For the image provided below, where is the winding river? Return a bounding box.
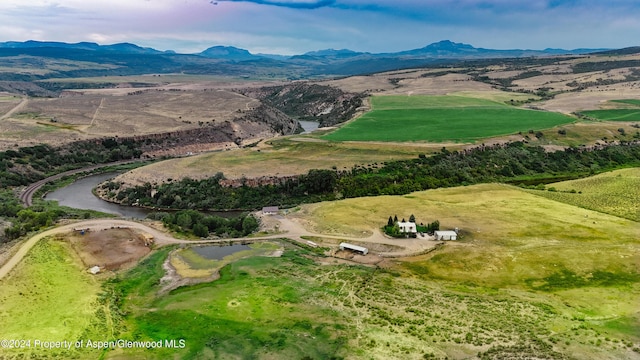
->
[44,172,150,218]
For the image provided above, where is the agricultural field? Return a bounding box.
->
[322,95,575,143]
[581,99,640,121]
[528,167,640,221]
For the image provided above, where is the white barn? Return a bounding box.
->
[339,242,368,255]
[398,221,417,234]
[434,230,457,240]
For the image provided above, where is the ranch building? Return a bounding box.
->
[339,242,368,255]
[434,230,458,240]
[398,221,417,234]
[262,206,279,215]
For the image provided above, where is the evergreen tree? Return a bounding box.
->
[409,214,416,223]
[387,216,394,227]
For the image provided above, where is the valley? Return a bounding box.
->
[0,41,639,359]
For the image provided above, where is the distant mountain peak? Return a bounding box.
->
[198,45,258,60]
[425,40,475,50]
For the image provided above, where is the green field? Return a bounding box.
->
[322,95,574,143]
[581,99,640,121]
[581,109,640,121]
[612,99,640,107]
[0,239,104,359]
[529,168,640,221]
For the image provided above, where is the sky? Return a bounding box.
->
[0,0,639,55]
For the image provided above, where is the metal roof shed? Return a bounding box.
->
[434,230,458,240]
[339,242,369,255]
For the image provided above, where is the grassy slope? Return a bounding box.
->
[0,238,103,359]
[126,137,430,182]
[530,168,640,221]
[111,176,640,359]
[322,95,574,143]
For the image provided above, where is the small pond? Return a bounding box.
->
[192,244,252,260]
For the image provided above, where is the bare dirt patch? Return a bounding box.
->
[66,228,151,271]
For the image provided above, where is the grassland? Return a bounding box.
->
[1,174,639,359]
[116,137,432,184]
[0,238,104,359]
[528,168,640,221]
[322,95,575,143]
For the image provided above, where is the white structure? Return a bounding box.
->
[434,230,458,240]
[398,221,417,234]
[339,242,368,255]
[262,206,279,215]
[89,266,101,275]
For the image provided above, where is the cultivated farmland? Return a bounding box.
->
[322,95,575,143]
[581,99,640,121]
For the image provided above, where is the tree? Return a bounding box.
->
[387,216,394,227]
[409,214,416,223]
[193,223,209,237]
[176,212,192,229]
[242,215,259,235]
[393,215,398,223]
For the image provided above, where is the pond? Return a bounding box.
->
[192,244,252,260]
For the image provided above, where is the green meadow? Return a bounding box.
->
[0,239,104,359]
[323,95,574,143]
[529,167,640,221]
[581,99,640,121]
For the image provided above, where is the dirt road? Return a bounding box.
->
[0,97,28,120]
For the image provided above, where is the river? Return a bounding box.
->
[44,172,151,218]
[299,120,319,133]
[44,172,247,219]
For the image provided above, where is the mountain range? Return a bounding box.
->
[0,39,627,81]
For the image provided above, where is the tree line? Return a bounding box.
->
[107,141,640,211]
[148,210,259,238]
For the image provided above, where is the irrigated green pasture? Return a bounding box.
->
[322,95,574,142]
[529,167,640,221]
[581,109,640,121]
[581,99,640,121]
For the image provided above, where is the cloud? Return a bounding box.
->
[216,0,335,9]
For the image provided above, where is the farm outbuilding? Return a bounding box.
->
[398,221,417,234]
[262,206,279,215]
[339,242,368,255]
[434,230,457,240]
